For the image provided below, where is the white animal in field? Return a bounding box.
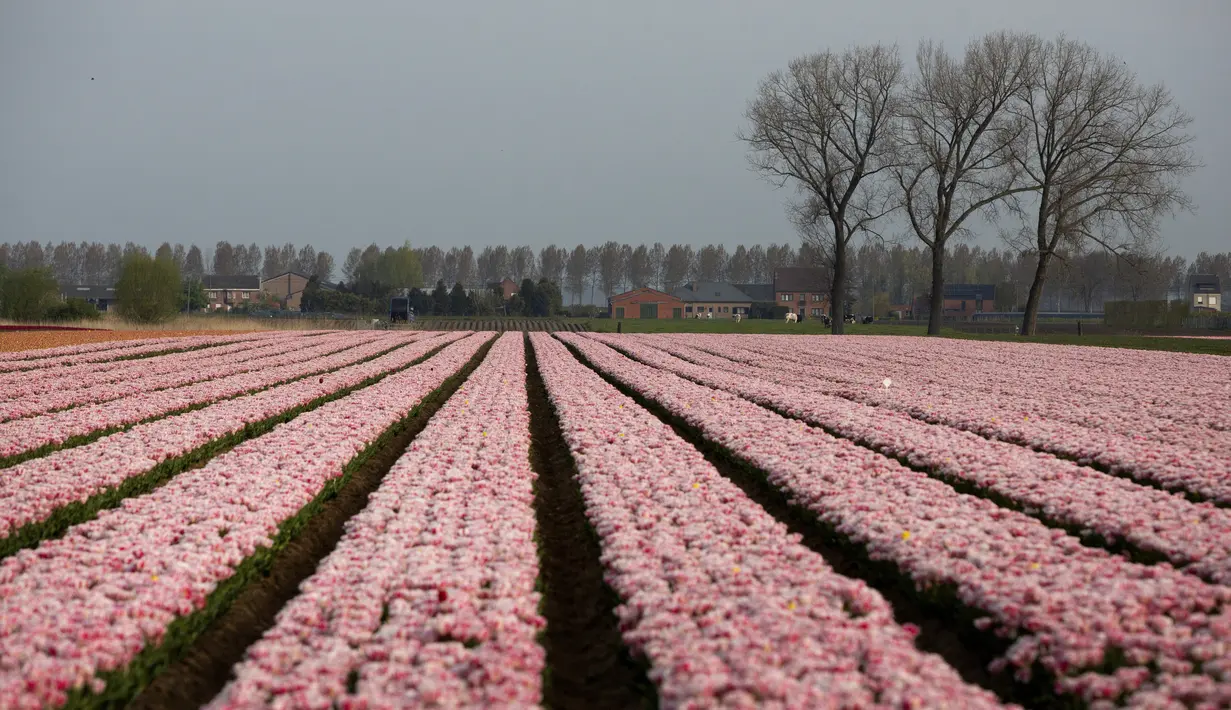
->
[734,313,741,322]
[785,312,798,323]
[706,312,713,319]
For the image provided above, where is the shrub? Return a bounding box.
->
[43,298,102,322]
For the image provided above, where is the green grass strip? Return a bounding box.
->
[60,337,494,710]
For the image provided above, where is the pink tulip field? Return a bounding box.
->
[0,329,1227,708]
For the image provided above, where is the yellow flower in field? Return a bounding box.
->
[732,566,741,574]
[787,601,797,611]
[692,482,699,489]
[901,531,911,541]
[1030,562,1040,570]
[482,431,487,437]
[151,575,160,582]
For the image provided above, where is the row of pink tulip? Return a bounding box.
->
[0,332,262,363]
[0,332,402,460]
[0,333,335,421]
[736,335,1231,456]
[0,330,288,372]
[669,334,1231,504]
[210,333,544,709]
[0,331,318,397]
[0,333,492,709]
[0,332,464,546]
[597,334,1231,585]
[532,333,1010,709]
[559,334,1231,707]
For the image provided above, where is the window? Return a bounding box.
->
[721,306,729,313]
[811,308,823,316]
[242,292,250,299]
[708,306,714,312]
[1210,296,1219,308]
[685,306,693,313]
[780,293,793,301]
[811,294,822,301]
[1197,295,1205,304]
[615,307,625,319]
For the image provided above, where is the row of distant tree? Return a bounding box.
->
[2,238,1227,318]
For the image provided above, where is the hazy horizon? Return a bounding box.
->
[3,1,1227,260]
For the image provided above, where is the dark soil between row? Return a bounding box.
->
[524,335,657,710]
[128,340,493,710]
[559,338,1037,707]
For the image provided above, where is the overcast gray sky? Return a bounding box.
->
[2,0,1227,259]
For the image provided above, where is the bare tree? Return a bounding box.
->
[742,44,904,332]
[628,244,652,288]
[538,245,568,287]
[596,241,625,297]
[511,245,536,282]
[565,245,588,304]
[1008,35,1200,334]
[897,32,1039,334]
[663,245,694,291]
[648,242,667,290]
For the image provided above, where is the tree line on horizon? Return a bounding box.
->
[2,237,1227,320]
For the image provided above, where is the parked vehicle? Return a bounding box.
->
[389,296,411,322]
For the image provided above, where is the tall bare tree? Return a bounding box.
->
[565,245,588,304]
[597,241,625,297]
[628,244,652,288]
[896,32,1039,334]
[1009,35,1199,334]
[742,44,904,332]
[511,245,536,282]
[648,242,667,290]
[538,245,568,287]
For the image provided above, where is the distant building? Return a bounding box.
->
[773,267,829,319]
[1188,274,1222,311]
[609,288,686,319]
[671,282,754,317]
[60,285,115,312]
[202,274,262,311]
[261,271,312,311]
[491,278,519,300]
[913,284,996,320]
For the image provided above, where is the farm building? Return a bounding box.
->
[671,282,754,317]
[261,271,313,311]
[203,274,262,311]
[608,287,686,319]
[59,285,115,312]
[1188,274,1222,311]
[914,284,996,320]
[773,267,829,319]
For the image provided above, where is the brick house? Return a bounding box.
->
[490,278,519,300]
[609,288,686,319]
[913,283,996,320]
[202,274,262,311]
[261,271,313,311]
[773,267,829,319]
[670,282,754,317]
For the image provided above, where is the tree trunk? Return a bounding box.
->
[1021,250,1054,336]
[927,243,945,336]
[830,230,847,335]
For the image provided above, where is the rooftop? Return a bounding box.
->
[773,267,827,293]
[60,285,115,300]
[671,282,754,303]
[202,274,261,290]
